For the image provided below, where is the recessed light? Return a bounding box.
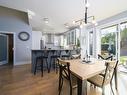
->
[43,18,49,24]
[27,9,35,19]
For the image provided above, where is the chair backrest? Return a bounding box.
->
[98,54,113,61]
[103,60,118,85]
[98,54,105,60]
[43,50,49,57]
[56,50,61,56]
[71,54,81,59]
[57,58,71,80]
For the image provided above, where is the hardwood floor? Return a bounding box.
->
[0,64,127,95]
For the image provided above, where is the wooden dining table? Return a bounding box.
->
[65,58,106,95]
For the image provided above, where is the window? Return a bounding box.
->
[101,25,117,56]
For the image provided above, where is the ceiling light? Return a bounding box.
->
[64,23,69,28]
[85,1,90,7]
[73,0,97,28]
[43,18,49,24]
[72,21,76,24]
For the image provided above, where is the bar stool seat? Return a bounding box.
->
[61,50,70,59]
[49,50,61,72]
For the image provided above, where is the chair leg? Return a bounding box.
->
[46,59,49,73]
[34,58,38,75]
[55,58,59,74]
[58,68,62,90]
[59,77,63,95]
[69,80,72,95]
[53,58,56,70]
[41,60,43,77]
[110,82,115,95]
[49,58,52,72]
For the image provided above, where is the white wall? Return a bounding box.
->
[32,31,42,49]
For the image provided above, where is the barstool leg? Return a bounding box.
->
[49,58,52,72]
[41,59,43,77]
[34,58,38,75]
[46,59,49,73]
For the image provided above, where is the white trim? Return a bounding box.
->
[0,31,16,65]
[7,35,9,63]
[97,17,127,30]
[15,61,31,66]
[0,61,7,65]
[0,34,8,64]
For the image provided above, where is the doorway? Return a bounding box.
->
[0,33,14,66]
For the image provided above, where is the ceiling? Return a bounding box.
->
[0,0,127,33]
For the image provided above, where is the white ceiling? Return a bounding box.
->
[0,0,127,33]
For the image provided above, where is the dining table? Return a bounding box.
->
[65,58,106,95]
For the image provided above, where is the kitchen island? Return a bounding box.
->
[31,49,80,72]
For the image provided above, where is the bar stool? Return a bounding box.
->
[49,50,61,72]
[34,50,49,77]
[61,50,71,59]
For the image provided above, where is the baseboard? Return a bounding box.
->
[0,61,7,65]
[14,61,31,66]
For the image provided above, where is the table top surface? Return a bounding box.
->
[65,58,106,80]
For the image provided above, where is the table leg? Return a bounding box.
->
[77,78,87,95]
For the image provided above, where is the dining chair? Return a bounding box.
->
[57,58,77,95]
[61,50,71,59]
[71,54,81,59]
[98,54,113,77]
[87,60,118,95]
[98,54,113,61]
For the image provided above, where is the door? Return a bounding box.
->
[101,25,117,58]
[0,34,8,65]
[120,22,127,66]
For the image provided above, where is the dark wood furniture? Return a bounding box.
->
[64,58,106,95]
[57,58,72,95]
[98,54,113,60]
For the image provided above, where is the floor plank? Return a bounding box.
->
[0,64,127,95]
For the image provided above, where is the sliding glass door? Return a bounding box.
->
[120,22,127,66]
[101,25,117,58]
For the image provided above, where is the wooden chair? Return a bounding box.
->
[57,58,77,95]
[98,54,113,61]
[87,60,118,95]
[71,54,81,59]
[98,54,113,77]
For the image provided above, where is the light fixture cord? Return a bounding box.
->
[85,0,88,24]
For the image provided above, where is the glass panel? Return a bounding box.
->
[120,22,127,66]
[0,34,8,64]
[101,26,117,57]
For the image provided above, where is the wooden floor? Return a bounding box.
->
[0,64,127,95]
